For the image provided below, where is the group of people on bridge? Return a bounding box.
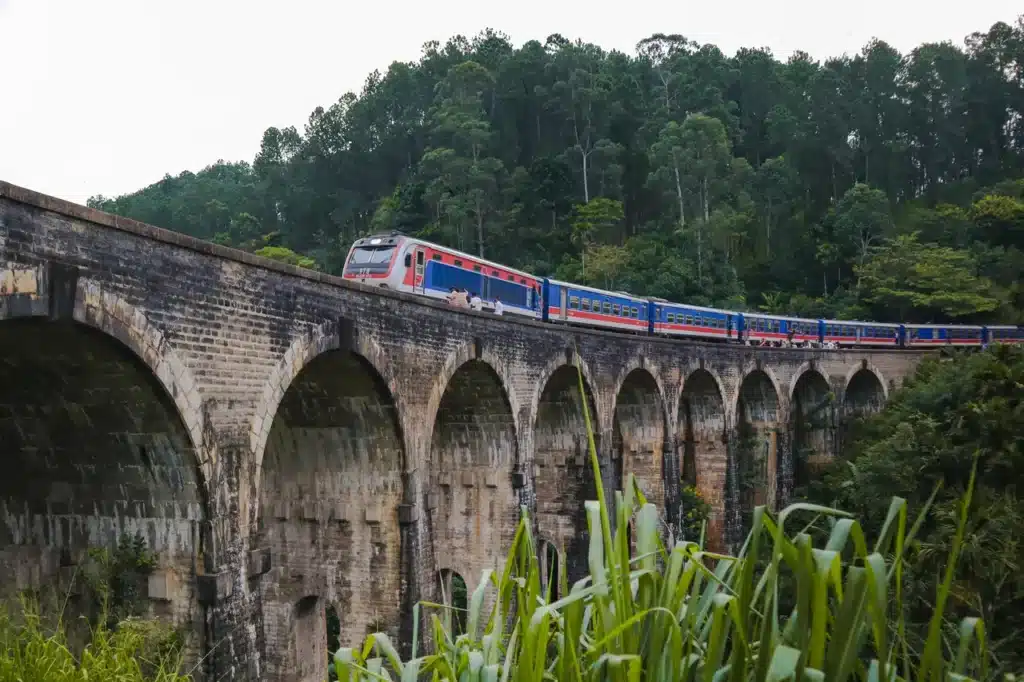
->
[445,287,504,316]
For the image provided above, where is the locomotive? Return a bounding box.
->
[342,232,1023,349]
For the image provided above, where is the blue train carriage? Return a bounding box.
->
[652,300,737,341]
[739,313,821,345]
[831,319,905,346]
[985,325,1024,345]
[343,234,543,319]
[542,279,649,333]
[905,323,984,347]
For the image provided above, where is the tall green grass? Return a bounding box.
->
[0,598,191,681]
[331,356,994,682]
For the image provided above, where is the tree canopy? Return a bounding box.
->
[806,345,1024,673]
[89,18,1024,323]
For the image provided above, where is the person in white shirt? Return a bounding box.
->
[493,297,504,315]
[470,292,483,311]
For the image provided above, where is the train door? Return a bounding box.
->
[413,249,425,294]
[726,315,734,340]
[559,288,568,321]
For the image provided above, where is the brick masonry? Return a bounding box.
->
[0,180,930,681]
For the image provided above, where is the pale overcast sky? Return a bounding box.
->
[0,0,1019,205]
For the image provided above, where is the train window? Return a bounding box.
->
[632,307,638,318]
[432,254,442,261]
[603,302,612,314]
[507,274,515,281]
[473,265,481,272]
[520,278,527,284]
[404,254,412,267]
[612,304,620,315]
[492,270,499,277]
[570,296,579,310]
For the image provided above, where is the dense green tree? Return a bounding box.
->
[806,346,1024,673]
[90,15,1024,319]
[855,232,1004,321]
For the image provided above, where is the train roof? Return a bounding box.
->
[652,299,738,315]
[546,278,649,300]
[745,311,819,324]
[904,322,984,329]
[821,318,900,327]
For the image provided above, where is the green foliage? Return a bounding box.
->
[855,232,1004,321]
[0,597,190,681]
[90,18,1024,320]
[80,532,158,630]
[807,345,1024,674]
[325,352,990,682]
[677,484,711,542]
[254,245,319,270]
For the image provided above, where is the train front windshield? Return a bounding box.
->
[345,245,396,273]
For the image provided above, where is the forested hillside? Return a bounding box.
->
[89,17,1024,323]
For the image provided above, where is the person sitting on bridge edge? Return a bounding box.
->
[470,291,483,311]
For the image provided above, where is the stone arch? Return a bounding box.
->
[730,363,784,426]
[0,303,208,642]
[532,364,600,584]
[730,369,782,544]
[257,341,406,676]
[840,366,888,450]
[428,358,518,588]
[612,367,669,511]
[677,368,728,548]
[426,343,523,452]
[789,369,835,491]
[843,363,889,405]
[250,321,405,503]
[75,278,208,484]
[528,352,601,439]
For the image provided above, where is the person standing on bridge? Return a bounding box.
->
[470,292,483,311]
[494,297,504,316]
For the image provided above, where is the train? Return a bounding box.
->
[342,232,1024,349]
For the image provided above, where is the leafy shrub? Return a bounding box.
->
[806,345,1024,675]
[0,597,190,681]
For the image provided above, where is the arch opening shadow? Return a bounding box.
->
[429,360,517,584]
[0,319,206,652]
[844,369,885,416]
[612,369,667,511]
[840,369,886,450]
[729,371,780,545]
[532,365,598,584]
[287,596,326,682]
[790,372,835,491]
[538,540,560,602]
[677,370,726,548]
[258,351,405,682]
[438,569,468,636]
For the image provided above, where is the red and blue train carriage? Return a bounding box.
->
[988,325,1024,345]
[652,300,736,340]
[343,233,1023,348]
[541,279,649,333]
[342,233,541,319]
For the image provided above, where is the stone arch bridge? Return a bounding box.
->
[0,181,928,681]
